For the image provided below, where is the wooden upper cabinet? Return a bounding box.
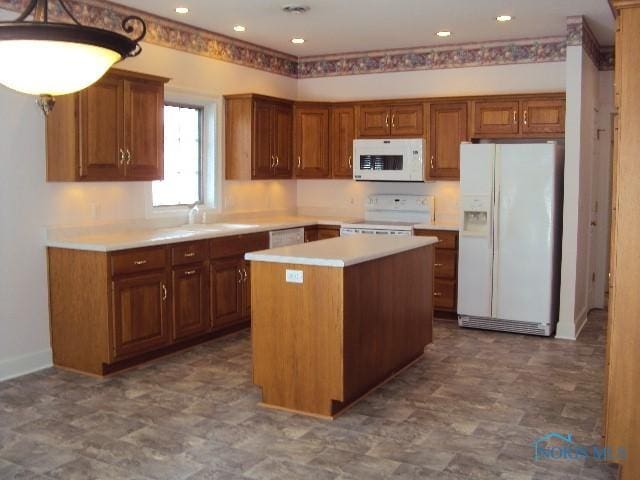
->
[273,104,293,178]
[428,102,468,180]
[331,106,356,179]
[225,94,293,180]
[46,69,168,182]
[472,100,519,136]
[111,271,170,360]
[294,106,330,178]
[358,103,424,137]
[521,98,565,135]
[252,100,275,179]
[471,95,565,138]
[390,104,423,136]
[358,106,391,137]
[123,79,164,180]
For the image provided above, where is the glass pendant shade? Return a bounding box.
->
[0,39,121,96]
[0,0,146,112]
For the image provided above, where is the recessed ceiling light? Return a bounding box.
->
[496,15,513,22]
[175,7,189,14]
[436,31,451,38]
[233,25,246,32]
[291,37,305,44]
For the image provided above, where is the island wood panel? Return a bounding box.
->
[251,245,433,418]
[48,248,111,376]
[252,262,344,417]
[605,3,640,479]
[341,246,433,406]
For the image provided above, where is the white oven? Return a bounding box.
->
[353,138,425,182]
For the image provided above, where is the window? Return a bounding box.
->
[152,104,203,207]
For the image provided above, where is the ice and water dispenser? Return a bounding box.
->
[461,196,491,236]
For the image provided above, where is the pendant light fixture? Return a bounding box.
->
[0,0,146,114]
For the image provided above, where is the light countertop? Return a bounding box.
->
[245,235,439,268]
[46,215,359,252]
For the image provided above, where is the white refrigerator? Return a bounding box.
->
[457,143,563,336]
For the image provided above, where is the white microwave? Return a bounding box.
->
[353,138,425,182]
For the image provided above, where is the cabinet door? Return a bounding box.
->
[172,263,209,341]
[252,100,275,179]
[210,257,244,329]
[79,76,124,180]
[521,99,565,135]
[390,104,423,136]
[472,100,520,136]
[358,106,391,137]
[331,106,355,178]
[124,80,164,180]
[429,103,468,180]
[242,260,252,317]
[295,107,330,178]
[433,278,456,310]
[112,271,170,360]
[273,104,293,178]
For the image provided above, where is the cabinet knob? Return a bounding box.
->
[133,259,147,265]
[184,252,196,257]
[433,292,443,297]
[184,269,197,276]
[434,263,444,267]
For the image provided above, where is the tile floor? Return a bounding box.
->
[0,311,618,479]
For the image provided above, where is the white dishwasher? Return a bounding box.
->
[269,227,305,248]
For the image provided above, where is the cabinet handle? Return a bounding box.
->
[184,252,196,257]
[523,110,528,125]
[348,155,352,169]
[119,148,125,165]
[270,155,275,168]
[385,114,389,128]
[297,156,301,168]
[125,149,131,165]
[237,268,242,283]
[430,155,435,170]
[433,292,443,297]
[184,269,197,276]
[161,283,167,301]
[242,267,248,282]
[275,155,279,167]
[133,259,147,265]
[434,263,444,267]
[513,110,517,125]
[391,114,396,128]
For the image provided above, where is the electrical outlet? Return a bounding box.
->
[285,269,303,284]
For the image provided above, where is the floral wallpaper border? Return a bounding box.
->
[0,0,614,77]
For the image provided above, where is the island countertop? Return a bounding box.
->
[245,234,438,267]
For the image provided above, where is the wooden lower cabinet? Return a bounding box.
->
[172,262,209,341]
[304,225,341,242]
[415,229,459,316]
[112,270,171,360]
[47,232,268,376]
[210,257,245,329]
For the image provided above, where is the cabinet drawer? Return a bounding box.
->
[171,241,208,266]
[415,229,458,250]
[210,232,269,259]
[434,249,457,279]
[111,247,166,276]
[433,279,456,310]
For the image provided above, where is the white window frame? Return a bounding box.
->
[145,88,222,219]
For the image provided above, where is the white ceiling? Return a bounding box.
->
[113,0,615,57]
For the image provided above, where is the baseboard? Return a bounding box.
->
[0,349,53,382]
[574,305,589,339]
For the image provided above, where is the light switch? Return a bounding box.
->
[285,269,303,284]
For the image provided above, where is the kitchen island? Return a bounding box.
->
[246,235,438,418]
